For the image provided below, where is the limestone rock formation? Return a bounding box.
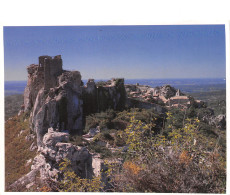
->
[10,128,93,190]
[24,64,44,112]
[82,78,126,117]
[14,55,128,189]
[207,114,226,130]
[38,128,93,180]
[23,56,126,147]
[215,114,226,129]
[30,70,83,147]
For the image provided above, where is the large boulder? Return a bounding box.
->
[212,114,226,130]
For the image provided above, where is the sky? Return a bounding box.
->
[4,25,226,81]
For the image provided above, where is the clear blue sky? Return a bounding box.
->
[4,25,226,81]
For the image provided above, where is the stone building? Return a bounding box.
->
[38,55,63,90]
[167,96,190,108]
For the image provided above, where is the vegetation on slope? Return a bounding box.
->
[104,113,226,193]
[5,113,37,191]
[64,100,226,193]
[4,87,226,192]
[61,110,226,193]
[188,89,226,115]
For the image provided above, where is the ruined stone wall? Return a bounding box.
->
[82,78,126,116]
[44,56,63,90]
[24,55,63,112]
[82,79,97,118]
[38,56,52,67]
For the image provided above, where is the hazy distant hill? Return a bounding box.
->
[5,94,23,120]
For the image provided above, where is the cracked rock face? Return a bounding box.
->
[30,71,83,147]
[24,65,44,112]
[31,128,93,182]
[207,114,226,130]
[18,56,127,190]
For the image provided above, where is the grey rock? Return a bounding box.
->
[24,64,45,112]
[38,131,93,180]
[25,158,32,166]
[25,134,35,141]
[26,181,35,189]
[159,85,177,99]
[18,129,25,137]
[215,114,226,129]
[9,169,38,190]
[43,128,69,148]
[29,142,37,151]
[30,72,83,147]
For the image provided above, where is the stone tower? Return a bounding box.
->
[38,55,63,90]
[176,89,182,96]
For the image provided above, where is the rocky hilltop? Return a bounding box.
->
[9,55,225,191]
[22,55,126,147]
[11,55,127,189]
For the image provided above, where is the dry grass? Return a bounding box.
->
[5,114,37,191]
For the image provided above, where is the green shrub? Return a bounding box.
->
[88,143,112,159]
[92,132,114,146]
[107,113,226,193]
[114,130,126,147]
[84,109,117,132]
[69,135,88,146]
[59,158,104,192]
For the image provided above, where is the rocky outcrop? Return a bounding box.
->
[31,70,83,147]
[9,169,38,190]
[17,55,128,190]
[37,128,93,180]
[82,79,98,116]
[24,64,44,112]
[97,78,126,112]
[207,114,226,130]
[158,85,177,99]
[126,97,166,113]
[215,114,226,129]
[10,128,93,190]
[24,56,127,147]
[83,78,126,117]
[198,108,226,130]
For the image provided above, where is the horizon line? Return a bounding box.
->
[4,77,226,82]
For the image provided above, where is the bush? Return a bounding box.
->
[84,109,117,133]
[106,113,226,193]
[88,143,112,159]
[114,130,126,147]
[59,159,104,192]
[69,135,88,146]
